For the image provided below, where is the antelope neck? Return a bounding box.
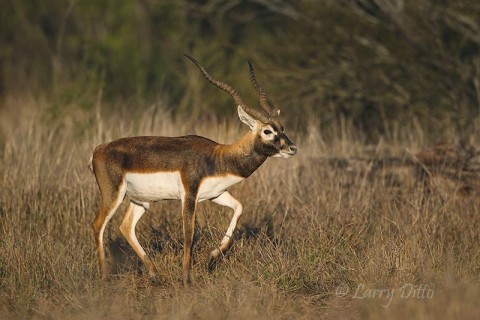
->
[215,132,267,178]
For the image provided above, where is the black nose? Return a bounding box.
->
[289,145,297,154]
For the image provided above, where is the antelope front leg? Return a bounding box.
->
[181,193,197,286]
[210,192,243,265]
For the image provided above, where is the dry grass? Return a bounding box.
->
[0,98,479,319]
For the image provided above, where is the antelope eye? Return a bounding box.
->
[263,129,272,135]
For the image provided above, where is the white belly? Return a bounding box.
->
[197,175,244,202]
[125,171,184,202]
[124,172,244,203]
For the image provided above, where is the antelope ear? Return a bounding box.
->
[237,105,258,131]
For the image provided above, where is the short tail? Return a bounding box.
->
[88,154,94,174]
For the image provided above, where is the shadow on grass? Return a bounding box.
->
[105,215,278,275]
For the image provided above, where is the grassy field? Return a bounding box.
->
[0,98,479,319]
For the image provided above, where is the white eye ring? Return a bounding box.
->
[263,129,273,135]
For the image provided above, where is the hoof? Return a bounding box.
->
[149,275,162,286]
[208,257,216,272]
[183,277,193,287]
[208,253,223,272]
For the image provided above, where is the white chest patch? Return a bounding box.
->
[197,175,244,202]
[125,171,184,203]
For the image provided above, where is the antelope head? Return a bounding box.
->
[185,54,297,159]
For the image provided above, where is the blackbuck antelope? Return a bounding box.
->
[88,54,297,285]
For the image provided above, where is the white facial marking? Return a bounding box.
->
[260,125,277,141]
[125,171,184,202]
[278,151,295,158]
[197,175,244,202]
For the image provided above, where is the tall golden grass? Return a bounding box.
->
[0,98,479,319]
